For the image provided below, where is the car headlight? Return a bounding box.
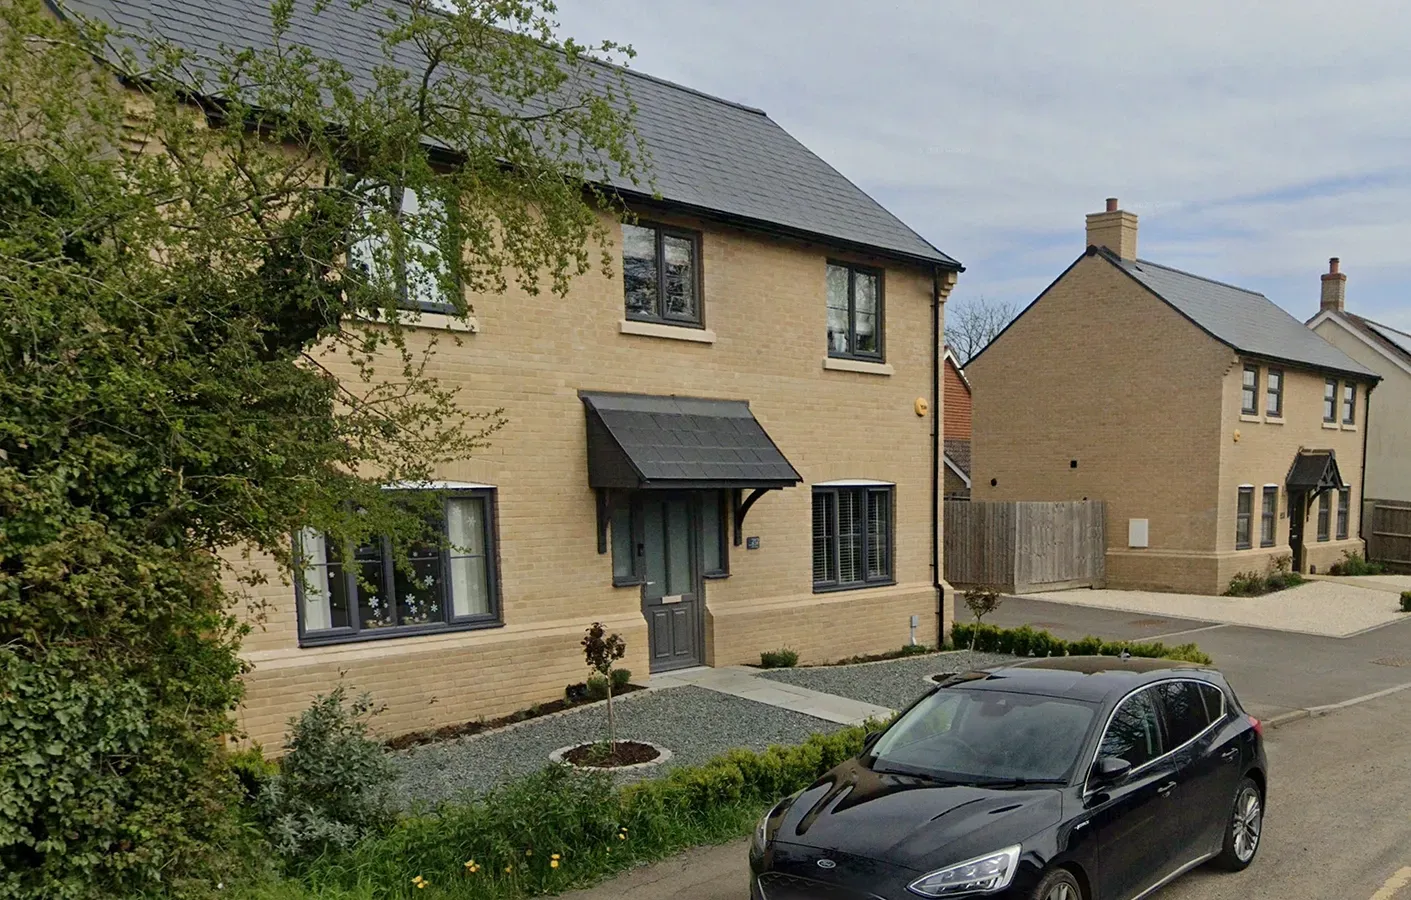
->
[906,845,1021,897]
[752,812,769,854]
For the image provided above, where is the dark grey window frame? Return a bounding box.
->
[1265,368,1283,418]
[610,491,728,587]
[621,220,705,328]
[1241,364,1259,416]
[1235,486,1254,550]
[1317,491,1331,542]
[293,489,502,647]
[1324,378,1338,423]
[1260,486,1278,548]
[1343,383,1357,425]
[349,184,462,316]
[812,485,895,592]
[826,260,886,362]
[1336,488,1350,540]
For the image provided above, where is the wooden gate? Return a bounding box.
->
[945,500,1106,593]
[1366,501,1411,571]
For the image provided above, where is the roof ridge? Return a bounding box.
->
[1131,257,1267,298]
[606,63,767,117]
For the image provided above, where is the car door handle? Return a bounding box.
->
[1157,781,1177,797]
[1221,748,1239,761]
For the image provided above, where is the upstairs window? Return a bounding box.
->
[1265,369,1283,417]
[1324,379,1338,423]
[622,222,702,327]
[348,186,458,313]
[813,485,893,591]
[1235,486,1253,550]
[1241,365,1259,416]
[826,262,884,361]
[1343,383,1357,425]
[296,491,499,645]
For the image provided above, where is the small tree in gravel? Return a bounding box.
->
[583,623,628,747]
[963,586,1003,657]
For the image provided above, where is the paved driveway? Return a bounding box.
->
[1022,579,1406,637]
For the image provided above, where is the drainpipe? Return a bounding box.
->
[1360,379,1375,541]
[931,268,944,648]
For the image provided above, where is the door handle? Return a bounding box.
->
[1157,781,1177,797]
[1221,748,1239,761]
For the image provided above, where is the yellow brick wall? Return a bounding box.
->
[968,250,1368,595]
[232,209,954,747]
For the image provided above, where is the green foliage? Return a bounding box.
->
[759,648,800,669]
[950,623,1212,665]
[256,686,396,863]
[1226,568,1307,596]
[1329,551,1385,577]
[1401,591,1411,613]
[611,668,632,690]
[230,746,281,804]
[0,0,643,891]
[232,725,878,900]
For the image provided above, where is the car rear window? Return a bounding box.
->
[870,689,1098,783]
[1155,681,1213,748]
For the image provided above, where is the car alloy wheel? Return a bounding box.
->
[1044,882,1078,900]
[1232,785,1262,862]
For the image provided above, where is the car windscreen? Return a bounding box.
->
[869,688,1098,784]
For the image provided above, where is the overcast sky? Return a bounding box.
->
[553,1,1411,332]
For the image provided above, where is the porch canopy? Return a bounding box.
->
[1286,449,1345,494]
[580,391,801,490]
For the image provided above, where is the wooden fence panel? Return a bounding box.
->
[946,500,1105,592]
[1367,501,1411,570]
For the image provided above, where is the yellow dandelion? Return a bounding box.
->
[525,849,533,857]
[551,854,561,861]
[505,865,513,874]
[412,876,424,886]
[617,833,626,841]
[416,883,428,890]
[464,860,475,869]
[550,860,560,869]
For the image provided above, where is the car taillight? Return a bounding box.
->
[1248,715,1263,737]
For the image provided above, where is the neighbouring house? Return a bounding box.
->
[67,0,963,745]
[943,347,973,499]
[969,198,1379,595]
[1306,259,1411,527]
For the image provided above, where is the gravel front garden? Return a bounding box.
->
[389,685,845,808]
[757,650,1020,711]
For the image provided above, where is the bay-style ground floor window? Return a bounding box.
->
[812,482,894,591]
[296,488,499,645]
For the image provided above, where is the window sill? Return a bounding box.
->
[822,357,894,376]
[812,579,896,595]
[298,618,503,648]
[1239,414,1262,423]
[703,572,731,581]
[620,319,716,344]
[350,310,480,333]
[1342,423,1358,432]
[1264,416,1284,425]
[1322,421,1341,430]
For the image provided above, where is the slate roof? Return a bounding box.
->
[579,392,801,490]
[62,0,959,268]
[1099,250,1377,379]
[1285,450,1343,492]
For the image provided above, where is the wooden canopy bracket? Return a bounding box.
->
[733,488,771,546]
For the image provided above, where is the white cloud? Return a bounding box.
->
[553,0,1411,325]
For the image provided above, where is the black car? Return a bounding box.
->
[749,657,1267,900]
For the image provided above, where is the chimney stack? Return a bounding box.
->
[1085,197,1138,261]
[1320,257,1346,313]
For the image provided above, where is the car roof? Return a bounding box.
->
[945,656,1220,704]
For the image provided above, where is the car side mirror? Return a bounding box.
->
[1093,756,1132,783]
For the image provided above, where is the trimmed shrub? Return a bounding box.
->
[950,622,1212,665]
[611,668,633,690]
[585,675,610,701]
[1401,591,1411,613]
[256,685,396,863]
[759,648,800,669]
[1226,570,1266,596]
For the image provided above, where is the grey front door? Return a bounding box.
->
[1289,491,1306,571]
[641,494,703,672]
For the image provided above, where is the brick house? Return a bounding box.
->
[943,348,973,499]
[1306,259,1411,514]
[969,199,1378,595]
[66,0,965,745]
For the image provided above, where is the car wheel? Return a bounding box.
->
[1030,868,1082,900]
[1212,776,1263,871]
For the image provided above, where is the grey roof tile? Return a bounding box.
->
[64,0,958,267]
[1104,251,1377,378]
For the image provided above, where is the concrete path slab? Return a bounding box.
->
[648,665,894,725]
[1022,580,1407,636]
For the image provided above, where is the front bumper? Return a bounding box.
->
[751,841,1045,900]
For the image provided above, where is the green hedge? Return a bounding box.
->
[952,623,1212,665]
[237,724,883,900]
